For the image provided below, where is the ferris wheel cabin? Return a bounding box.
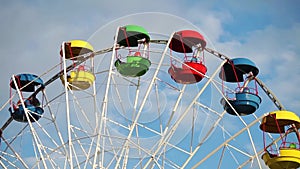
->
[168,30,207,84]
[114,25,151,77]
[260,111,300,169]
[9,74,44,122]
[60,40,96,90]
[220,58,261,116]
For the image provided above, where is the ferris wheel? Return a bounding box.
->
[0,22,299,169]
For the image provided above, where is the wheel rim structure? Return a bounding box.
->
[0,25,295,169]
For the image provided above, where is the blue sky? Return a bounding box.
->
[0,0,299,168]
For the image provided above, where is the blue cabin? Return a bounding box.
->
[9,73,44,122]
[220,58,261,116]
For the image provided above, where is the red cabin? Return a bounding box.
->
[168,30,207,84]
